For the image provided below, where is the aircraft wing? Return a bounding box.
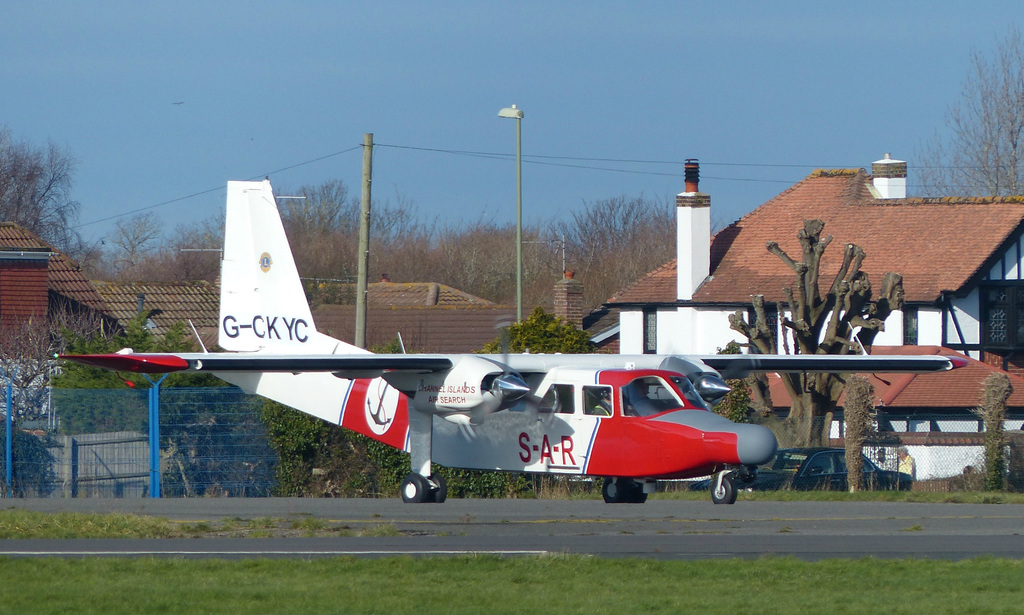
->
[60,352,454,378]
[61,350,965,381]
[695,354,967,380]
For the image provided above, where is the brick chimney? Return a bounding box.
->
[553,269,584,329]
[677,159,710,301]
[871,153,907,199]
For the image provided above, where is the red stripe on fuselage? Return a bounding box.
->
[339,378,409,452]
[584,369,741,479]
[586,413,739,479]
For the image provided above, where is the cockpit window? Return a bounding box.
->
[668,376,711,411]
[621,376,686,417]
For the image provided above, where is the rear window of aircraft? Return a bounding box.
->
[539,384,575,414]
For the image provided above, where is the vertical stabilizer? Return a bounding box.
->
[218,180,355,354]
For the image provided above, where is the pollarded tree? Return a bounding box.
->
[728,220,903,447]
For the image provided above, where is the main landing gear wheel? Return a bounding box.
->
[401,473,447,503]
[711,472,737,505]
[401,473,430,503]
[602,477,648,503]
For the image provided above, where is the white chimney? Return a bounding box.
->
[872,153,907,199]
[677,159,710,301]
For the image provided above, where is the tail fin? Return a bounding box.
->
[218,180,357,354]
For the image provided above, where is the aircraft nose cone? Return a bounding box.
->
[734,423,778,466]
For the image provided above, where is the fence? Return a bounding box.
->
[0,386,277,498]
[4,384,1024,497]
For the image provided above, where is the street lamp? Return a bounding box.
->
[498,104,524,322]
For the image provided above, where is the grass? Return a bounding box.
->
[0,510,177,540]
[0,509,416,540]
[0,555,1022,614]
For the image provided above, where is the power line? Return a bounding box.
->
[76,145,363,230]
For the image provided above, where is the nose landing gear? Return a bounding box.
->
[710,466,756,505]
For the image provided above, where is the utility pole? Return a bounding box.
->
[355,133,373,348]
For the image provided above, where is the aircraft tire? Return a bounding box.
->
[711,473,737,505]
[601,477,621,503]
[401,473,431,503]
[430,473,448,503]
[602,478,647,503]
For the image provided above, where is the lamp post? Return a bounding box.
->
[498,104,524,322]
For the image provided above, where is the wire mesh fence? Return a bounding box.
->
[3,385,1024,497]
[1,386,277,498]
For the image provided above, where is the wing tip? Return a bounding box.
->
[59,353,190,374]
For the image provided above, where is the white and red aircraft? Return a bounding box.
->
[62,180,965,504]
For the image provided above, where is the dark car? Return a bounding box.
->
[691,447,913,492]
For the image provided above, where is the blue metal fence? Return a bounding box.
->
[0,386,277,498]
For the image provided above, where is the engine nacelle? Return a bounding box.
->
[383,356,528,416]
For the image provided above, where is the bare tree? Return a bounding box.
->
[728,220,903,447]
[555,194,676,309]
[918,27,1024,196]
[109,213,161,280]
[0,126,82,252]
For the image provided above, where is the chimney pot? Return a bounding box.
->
[684,159,700,193]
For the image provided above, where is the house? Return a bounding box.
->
[611,157,1024,375]
[92,280,220,348]
[0,222,113,339]
[311,277,516,353]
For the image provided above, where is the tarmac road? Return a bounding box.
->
[3,498,1024,560]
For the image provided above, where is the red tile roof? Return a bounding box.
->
[613,170,1024,305]
[93,281,219,345]
[0,223,106,312]
[306,280,495,308]
[313,304,516,353]
[766,346,1024,411]
[366,282,493,307]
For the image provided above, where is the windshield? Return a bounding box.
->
[771,450,808,471]
[668,376,711,410]
[622,376,687,417]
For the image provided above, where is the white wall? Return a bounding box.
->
[917,308,944,346]
[946,291,981,346]
[619,310,643,355]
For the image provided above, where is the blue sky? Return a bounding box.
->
[2,2,1020,244]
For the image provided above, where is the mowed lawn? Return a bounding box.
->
[1,555,1022,614]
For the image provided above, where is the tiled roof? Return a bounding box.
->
[608,260,676,304]
[93,281,219,345]
[367,282,493,306]
[767,346,1024,411]
[306,280,494,307]
[0,223,107,312]
[313,304,516,353]
[613,170,1024,305]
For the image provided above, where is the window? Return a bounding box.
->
[538,384,574,414]
[621,376,684,417]
[902,307,919,345]
[982,285,1024,348]
[583,386,613,416]
[643,309,657,354]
